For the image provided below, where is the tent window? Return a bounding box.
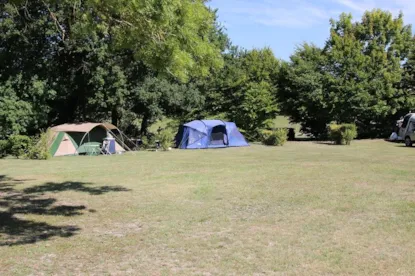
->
[188,129,204,146]
[210,125,228,146]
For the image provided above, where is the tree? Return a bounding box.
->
[0,76,55,139]
[278,44,332,137]
[402,36,415,112]
[234,81,278,137]
[0,0,224,138]
[203,47,280,138]
[279,10,415,137]
[26,0,224,81]
[131,77,204,135]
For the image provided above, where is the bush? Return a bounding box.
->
[8,135,32,158]
[158,129,174,151]
[262,128,288,146]
[0,140,10,158]
[139,136,149,150]
[27,129,52,160]
[138,135,156,150]
[328,124,357,145]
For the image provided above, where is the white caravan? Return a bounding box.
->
[398,113,415,147]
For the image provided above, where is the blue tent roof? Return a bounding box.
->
[176,120,249,149]
[183,120,226,135]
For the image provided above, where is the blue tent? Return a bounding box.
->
[176,120,249,149]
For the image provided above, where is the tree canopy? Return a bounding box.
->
[0,0,225,138]
[202,47,280,138]
[1,4,415,140]
[279,10,415,137]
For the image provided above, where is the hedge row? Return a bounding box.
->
[0,130,51,160]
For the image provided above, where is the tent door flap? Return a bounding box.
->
[209,125,228,146]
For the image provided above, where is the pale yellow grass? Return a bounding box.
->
[0,140,414,275]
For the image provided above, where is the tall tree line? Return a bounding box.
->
[0,0,225,138]
[279,10,415,138]
[1,3,415,140]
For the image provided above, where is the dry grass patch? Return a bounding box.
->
[0,141,414,275]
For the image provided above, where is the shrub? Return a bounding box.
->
[241,129,256,143]
[261,129,273,143]
[262,128,288,146]
[328,124,357,145]
[0,140,10,158]
[158,129,174,151]
[328,124,342,145]
[343,127,358,145]
[138,136,149,150]
[8,135,32,158]
[27,129,52,160]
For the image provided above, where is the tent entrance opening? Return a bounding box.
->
[210,125,228,146]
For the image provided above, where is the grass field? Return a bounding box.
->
[1,141,414,275]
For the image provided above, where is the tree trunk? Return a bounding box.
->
[140,115,149,136]
[112,108,119,126]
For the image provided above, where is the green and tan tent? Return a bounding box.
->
[49,123,127,157]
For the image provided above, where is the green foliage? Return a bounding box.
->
[137,134,159,150]
[138,136,150,150]
[0,76,55,139]
[27,130,52,160]
[343,128,358,146]
[157,129,175,151]
[2,1,415,142]
[81,0,224,81]
[329,124,358,145]
[279,10,415,138]
[328,125,343,145]
[203,47,280,139]
[133,77,204,135]
[235,81,279,137]
[0,140,10,158]
[262,129,288,146]
[278,45,330,138]
[5,0,223,82]
[8,135,32,158]
[402,34,415,113]
[0,0,223,139]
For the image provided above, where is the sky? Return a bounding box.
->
[209,0,415,60]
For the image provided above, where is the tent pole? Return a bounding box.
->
[119,129,125,146]
[179,127,189,149]
[109,129,132,151]
[104,127,134,152]
[118,130,137,150]
[219,120,229,146]
[112,127,138,151]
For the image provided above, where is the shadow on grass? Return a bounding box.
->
[394,145,415,148]
[293,137,316,142]
[314,141,339,146]
[0,212,80,246]
[383,139,415,148]
[24,181,130,195]
[0,175,131,246]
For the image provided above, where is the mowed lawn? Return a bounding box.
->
[1,141,414,275]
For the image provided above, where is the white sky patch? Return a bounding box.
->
[214,0,415,28]
[333,0,415,17]
[219,0,331,28]
[334,0,374,12]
